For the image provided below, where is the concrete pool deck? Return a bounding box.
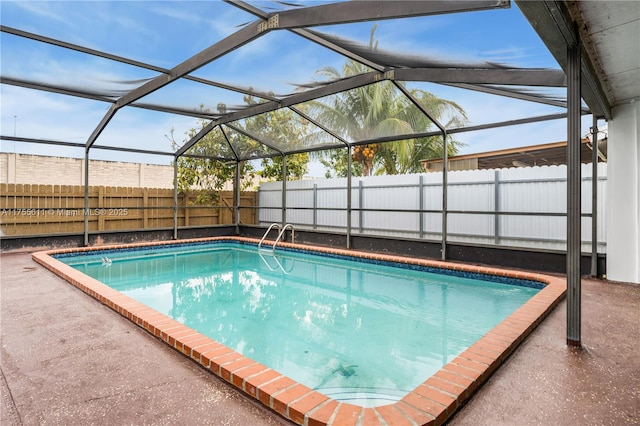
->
[1,247,638,425]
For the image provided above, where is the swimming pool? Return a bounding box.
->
[34,237,565,425]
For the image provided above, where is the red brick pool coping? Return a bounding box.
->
[33,237,566,426]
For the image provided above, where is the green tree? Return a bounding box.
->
[260,154,310,180]
[318,149,361,178]
[311,26,467,177]
[170,94,313,203]
[241,94,310,181]
[168,122,256,205]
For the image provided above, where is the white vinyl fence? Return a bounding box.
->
[258,163,607,253]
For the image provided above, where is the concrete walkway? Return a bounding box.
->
[2,251,639,425]
[449,272,640,426]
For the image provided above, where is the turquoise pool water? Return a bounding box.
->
[58,242,540,407]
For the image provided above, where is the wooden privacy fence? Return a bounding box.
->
[0,184,257,236]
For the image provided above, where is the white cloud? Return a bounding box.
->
[150,4,205,24]
[2,85,106,139]
[9,1,66,23]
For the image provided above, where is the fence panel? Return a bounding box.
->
[0,184,257,236]
[258,163,607,253]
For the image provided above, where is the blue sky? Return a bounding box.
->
[0,1,595,176]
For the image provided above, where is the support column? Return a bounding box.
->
[346,146,352,249]
[358,180,364,234]
[83,148,90,246]
[281,154,287,227]
[441,131,448,261]
[590,117,599,277]
[234,161,241,235]
[419,175,424,239]
[566,31,582,347]
[173,159,178,240]
[494,170,501,245]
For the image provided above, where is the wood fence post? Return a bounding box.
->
[98,186,105,231]
[143,188,149,229]
[184,192,189,227]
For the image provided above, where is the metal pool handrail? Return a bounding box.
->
[272,224,294,251]
[258,223,280,250]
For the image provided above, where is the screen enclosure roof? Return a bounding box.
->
[1,0,612,163]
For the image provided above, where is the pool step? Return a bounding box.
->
[316,387,407,407]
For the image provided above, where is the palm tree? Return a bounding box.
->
[308,27,467,176]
